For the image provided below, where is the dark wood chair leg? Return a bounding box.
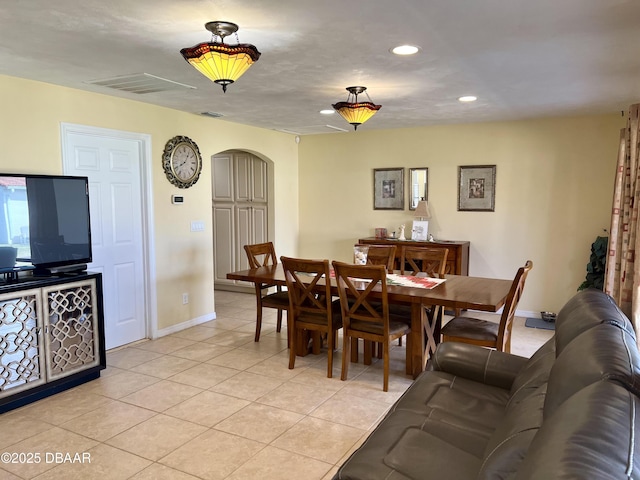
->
[288,317,297,369]
[254,284,264,342]
[364,340,373,365]
[254,301,263,342]
[311,331,322,355]
[327,329,334,378]
[341,333,351,381]
[383,341,390,392]
[351,338,359,363]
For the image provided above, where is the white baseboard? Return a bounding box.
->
[460,308,540,319]
[153,312,217,339]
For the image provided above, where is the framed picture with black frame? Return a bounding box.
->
[458,165,496,212]
[373,168,404,210]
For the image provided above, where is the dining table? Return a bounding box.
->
[226,264,513,378]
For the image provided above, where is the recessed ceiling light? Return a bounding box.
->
[458,95,478,102]
[320,109,335,115]
[391,45,420,55]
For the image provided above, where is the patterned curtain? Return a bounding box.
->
[605,104,640,337]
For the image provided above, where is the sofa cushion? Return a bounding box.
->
[554,288,634,354]
[393,369,510,430]
[431,341,529,390]
[384,427,481,480]
[516,380,640,480]
[334,410,485,480]
[478,384,546,479]
[508,338,554,407]
[545,322,640,417]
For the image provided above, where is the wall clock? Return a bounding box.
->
[162,135,203,188]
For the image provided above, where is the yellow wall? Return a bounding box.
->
[0,74,299,332]
[1,72,625,324]
[298,114,623,314]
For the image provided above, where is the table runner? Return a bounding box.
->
[300,270,446,289]
[385,274,446,289]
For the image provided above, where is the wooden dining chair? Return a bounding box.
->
[280,256,342,378]
[390,246,449,349]
[441,260,533,353]
[332,261,412,391]
[361,244,397,271]
[401,246,449,276]
[351,244,397,360]
[244,242,290,342]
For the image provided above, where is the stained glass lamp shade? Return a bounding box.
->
[180,21,261,93]
[332,86,381,130]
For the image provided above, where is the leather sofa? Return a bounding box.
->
[333,288,640,479]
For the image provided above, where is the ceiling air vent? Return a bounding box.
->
[324,124,349,132]
[276,125,349,135]
[86,73,196,94]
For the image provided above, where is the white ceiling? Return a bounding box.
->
[2,0,640,134]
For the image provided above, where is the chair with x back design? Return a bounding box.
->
[390,247,449,350]
[441,261,533,353]
[280,256,342,378]
[333,260,412,391]
[244,242,289,342]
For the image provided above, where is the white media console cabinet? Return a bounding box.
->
[0,272,105,413]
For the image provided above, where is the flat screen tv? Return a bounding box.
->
[0,174,92,275]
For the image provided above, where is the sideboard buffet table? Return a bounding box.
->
[0,271,106,413]
[357,238,470,276]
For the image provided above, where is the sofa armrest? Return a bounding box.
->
[429,342,529,390]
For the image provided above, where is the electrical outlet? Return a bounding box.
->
[182,293,189,305]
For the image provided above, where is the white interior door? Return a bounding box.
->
[62,127,147,349]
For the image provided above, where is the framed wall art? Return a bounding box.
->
[458,165,496,212]
[374,168,404,210]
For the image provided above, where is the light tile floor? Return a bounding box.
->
[0,291,554,480]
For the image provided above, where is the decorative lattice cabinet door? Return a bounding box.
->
[0,289,46,398]
[42,279,100,381]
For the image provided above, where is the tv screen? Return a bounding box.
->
[0,174,92,271]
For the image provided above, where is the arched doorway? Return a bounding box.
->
[211,149,274,291]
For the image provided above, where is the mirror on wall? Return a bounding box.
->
[409,168,428,210]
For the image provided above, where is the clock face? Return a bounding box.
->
[172,143,199,181]
[162,136,202,188]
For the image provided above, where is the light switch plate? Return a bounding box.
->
[190,221,205,232]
